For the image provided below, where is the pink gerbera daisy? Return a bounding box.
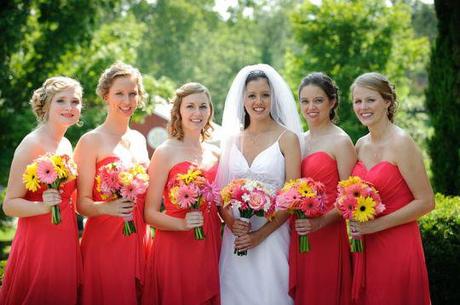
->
[37,159,58,184]
[176,184,199,209]
[120,182,140,202]
[301,197,322,217]
[345,183,365,198]
[202,181,219,204]
[338,196,357,219]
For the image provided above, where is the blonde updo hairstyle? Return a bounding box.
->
[351,72,398,122]
[168,82,214,141]
[30,76,83,123]
[96,61,147,107]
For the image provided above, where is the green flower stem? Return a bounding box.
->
[122,220,137,236]
[351,238,363,252]
[51,205,61,225]
[295,210,310,253]
[194,227,205,240]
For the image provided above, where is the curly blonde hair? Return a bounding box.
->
[30,76,82,123]
[351,72,398,122]
[96,61,147,107]
[167,82,214,141]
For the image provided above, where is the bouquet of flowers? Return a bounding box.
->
[22,153,78,224]
[168,165,219,240]
[276,177,327,253]
[220,178,275,255]
[96,162,149,236]
[335,176,385,252]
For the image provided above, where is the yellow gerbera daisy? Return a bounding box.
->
[298,182,315,198]
[353,196,376,222]
[281,179,297,192]
[129,163,146,176]
[169,186,179,204]
[23,162,40,192]
[50,155,67,179]
[178,168,201,185]
[339,176,363,188]
[119,171,134,186]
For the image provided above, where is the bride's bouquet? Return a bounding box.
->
[335,176,385,252]
[220,178,274,256]
[168,165,219,240]
[276,178,327,253]
[22,153,78,224]
[96,162,149,236]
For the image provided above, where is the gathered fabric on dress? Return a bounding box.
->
[142,161,222,305]
[351,161,431,305]
[80,156,150,305]
[289,152,352,305]
[220,137,293,305]
[0,179,82,305]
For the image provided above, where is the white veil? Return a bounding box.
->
[215,64,304,189]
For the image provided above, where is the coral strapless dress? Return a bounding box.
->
[351,161,431,305]
[80,156,150,305]
[142,161,221,305]
[0,180,82,305]
[289,152,352,305]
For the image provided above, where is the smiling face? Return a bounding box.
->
[105,76,139,118]
[47,86,82,127]
[352,85,390,127]
[179,92,211,133]
[299,84,335,126]
[243,77,272,123]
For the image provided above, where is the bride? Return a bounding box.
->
[217,64,303,305]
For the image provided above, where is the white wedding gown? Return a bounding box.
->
[219,138,293,305]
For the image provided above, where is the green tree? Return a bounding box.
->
[426,0,460,195]
[0,0,106,186]
[286,0,428,142]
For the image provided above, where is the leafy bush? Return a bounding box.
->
[419,194,460,305]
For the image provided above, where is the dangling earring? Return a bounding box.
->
[76,120,84,127]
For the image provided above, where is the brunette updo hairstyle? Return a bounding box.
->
[96,61,147,107]
[298,72,340,122]
[243,70,271,129]
[30,76,82,123]
[351,72,398,122]
[168,82,214,141]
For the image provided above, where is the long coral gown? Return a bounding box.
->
[142,161,221,305]
[0,180,82,305]
[80,156,150,305]
[351,161,431,305]
[289,151,352,305]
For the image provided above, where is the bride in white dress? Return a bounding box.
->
[216,64,303,305]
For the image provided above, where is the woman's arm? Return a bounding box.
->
[235,131,301,250]
[3,140,53,217]
[74,133,134,218]
[352,133,434,235]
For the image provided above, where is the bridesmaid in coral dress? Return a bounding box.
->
[349,72,433,305]
[289,72,354,305]
[1,77,83,305]
[142,82,221,305]
[74,62,150,305]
